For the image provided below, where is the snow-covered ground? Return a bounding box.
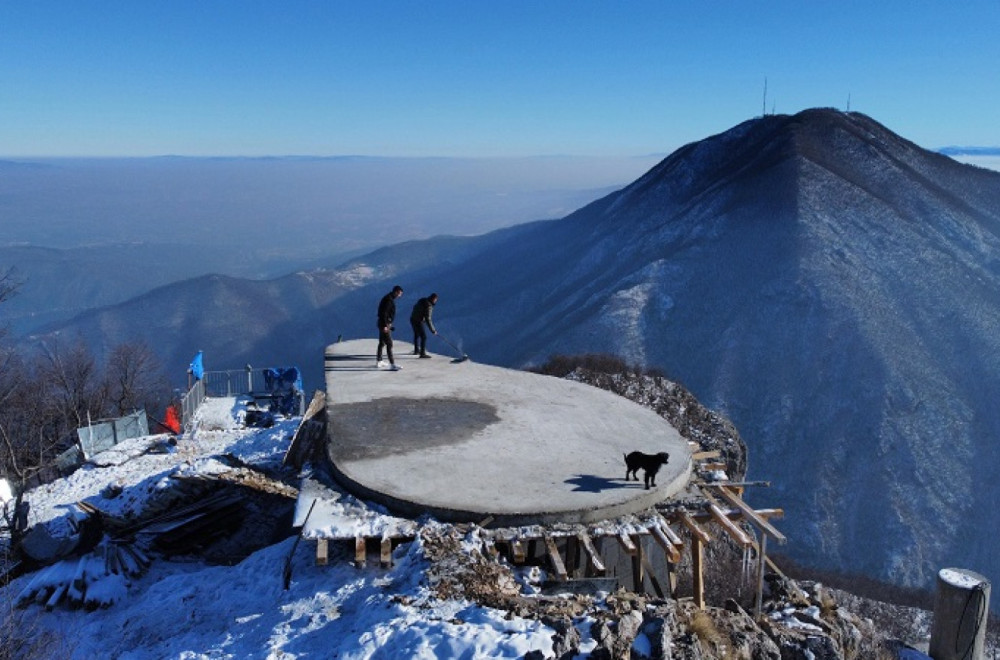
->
[1,397,568,659]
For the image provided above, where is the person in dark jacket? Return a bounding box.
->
[409,293,438,358]
[376,285,404,370]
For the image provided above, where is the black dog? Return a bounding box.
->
[624,451,670,489]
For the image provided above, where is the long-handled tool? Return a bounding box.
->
[436,333,469,362]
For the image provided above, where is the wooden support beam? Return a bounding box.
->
[707,504,753,548]
[691,450,722,460]
[679,510,712,545]
[692,537,705,609]
[653,514,685,547]
[631,535,644,594]
[380,538,393,568]
[717,487,787,544]
[316,538,328,566]
[544,536,568,581]
[698,462,729,472]
[678,506,783,525]
[649,525,681,564]
[483,538,500,561]
[511,539,527,564]
[577,533,606,576]
[565,535,580,578]
[354,536,366,568]
[617,532,637,556]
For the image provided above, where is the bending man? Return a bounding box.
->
[410,293,438,358]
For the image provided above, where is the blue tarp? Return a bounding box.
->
[263,367,303,416]
[189,351,204,380]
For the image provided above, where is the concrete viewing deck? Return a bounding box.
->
[323,339,692,526]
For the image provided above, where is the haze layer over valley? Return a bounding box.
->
[1,155,658,335]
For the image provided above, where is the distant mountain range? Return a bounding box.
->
[21,108,1000,599]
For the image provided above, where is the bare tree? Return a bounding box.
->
[36,338,106,430]
[104,340,170,418]
[0,357,65,482]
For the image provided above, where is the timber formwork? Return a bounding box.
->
[301,443,787,612]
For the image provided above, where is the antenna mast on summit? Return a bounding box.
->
[762,77,768,116]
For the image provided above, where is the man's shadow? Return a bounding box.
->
[564,474,641,493]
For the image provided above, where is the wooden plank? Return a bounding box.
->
[576,533,606,576]
[617,532,637,556]
[699,462,729,472]
[691,450,722,460]
[631,534,644,594]
[483,539,500,561]
[649,525,681,564]
[380,538,393,568]
[707,503,753,548]
[639,549,666,599]
[692,537,705,609]
[717,487,787,544]
[316,538,329,566]
[355,536,367,568]
[544,536,568,581]
[679,510,712,545]
[283,390,326,468]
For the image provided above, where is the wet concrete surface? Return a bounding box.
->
[328,397,499,461]
[323,339,692,525]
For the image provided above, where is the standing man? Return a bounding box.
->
[376,285,403,370]
[410,293,438,358]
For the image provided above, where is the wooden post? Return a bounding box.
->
[692,536,705,609]
[354,536,366,568]
[755,534,767,617]
[631,535,645,595]
[565,534,580,578]
[316,538,328,566]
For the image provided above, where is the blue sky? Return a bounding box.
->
[2,1,998,157]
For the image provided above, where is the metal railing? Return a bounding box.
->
[181,378,205,431]
[180,367,305,430]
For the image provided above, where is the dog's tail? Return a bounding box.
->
[623,453,627,463]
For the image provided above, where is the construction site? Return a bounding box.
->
[290,338,788,614]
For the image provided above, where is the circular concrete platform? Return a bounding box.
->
[324,339,692,526]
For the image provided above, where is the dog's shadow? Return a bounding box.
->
[565,474,641,493]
